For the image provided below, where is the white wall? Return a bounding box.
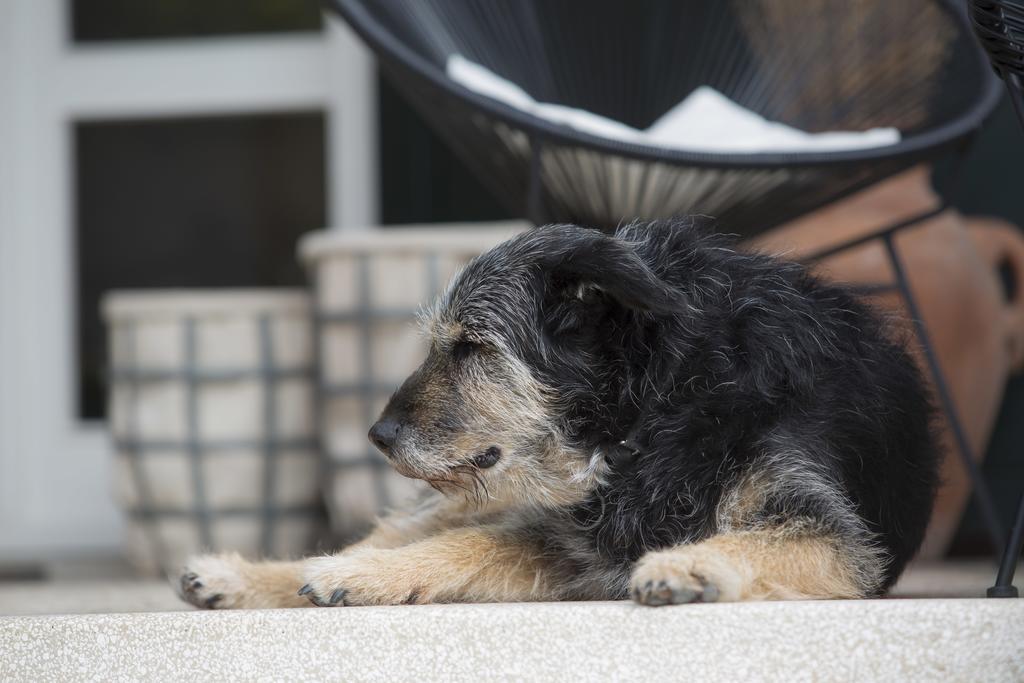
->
[0,0,376,561]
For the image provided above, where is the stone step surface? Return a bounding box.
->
[2,597,1022,682]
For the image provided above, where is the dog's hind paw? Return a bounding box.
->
[630,546,742,606]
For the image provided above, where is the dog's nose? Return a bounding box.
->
[368,419,401,455]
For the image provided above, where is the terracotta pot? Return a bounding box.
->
[749,167,1024,558]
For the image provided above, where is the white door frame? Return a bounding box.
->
[0,0,376,561]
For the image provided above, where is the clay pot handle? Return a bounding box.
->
[967,217,1024,372]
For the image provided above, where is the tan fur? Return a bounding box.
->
[301,526,560,605]
[631,525,863,606]
[347,494,478,551]
[427,319,464,346]
[181,515,862,609]
[180,459,864,609]
[714,456,886,596]
[179,497,469,609]
[178,553,310,609]
[180,496,557,608]
[715,471,768,530]
[395,336,604,513]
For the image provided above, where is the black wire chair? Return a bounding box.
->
[330,0,998,235]
[329,0,1010,586]
[969,0,1024,599]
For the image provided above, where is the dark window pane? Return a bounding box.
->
[75,112,326,419]
[71,0,322,43]
[377,73,514,225]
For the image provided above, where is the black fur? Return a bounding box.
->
[443,218,939,597]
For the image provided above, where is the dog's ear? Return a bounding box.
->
[535,226,679,315]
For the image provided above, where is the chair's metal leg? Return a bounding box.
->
[988,492,1024,598]
[985,66,1024,600]
[798,144,1015,588]
[881,232,1006,551]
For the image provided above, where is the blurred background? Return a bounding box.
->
[0,0,1021,581]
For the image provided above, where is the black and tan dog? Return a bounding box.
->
[179,219,938,609]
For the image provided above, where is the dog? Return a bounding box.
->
[179,218,939,609]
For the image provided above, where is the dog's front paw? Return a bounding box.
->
[630,546,744,606]
[299,551,421,607]
[178,553,252,609]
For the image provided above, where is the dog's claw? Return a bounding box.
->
[329,589,348,606]
[298,583,335,607]
[179,572,203,592]
[632,570,720,606]
[203,593,223,609]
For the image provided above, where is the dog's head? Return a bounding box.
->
[368,224,681,508]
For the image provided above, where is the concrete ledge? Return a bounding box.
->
[0,580,185,616]
[2,599,1022,682]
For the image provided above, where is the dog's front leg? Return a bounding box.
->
[178,553,312,609]
[177,494,478,609]
[299,526,559,606]
[630,524,871,606]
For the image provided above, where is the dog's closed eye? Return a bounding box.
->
[451,338,478,361]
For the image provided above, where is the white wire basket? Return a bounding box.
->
[103,289,322,575]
